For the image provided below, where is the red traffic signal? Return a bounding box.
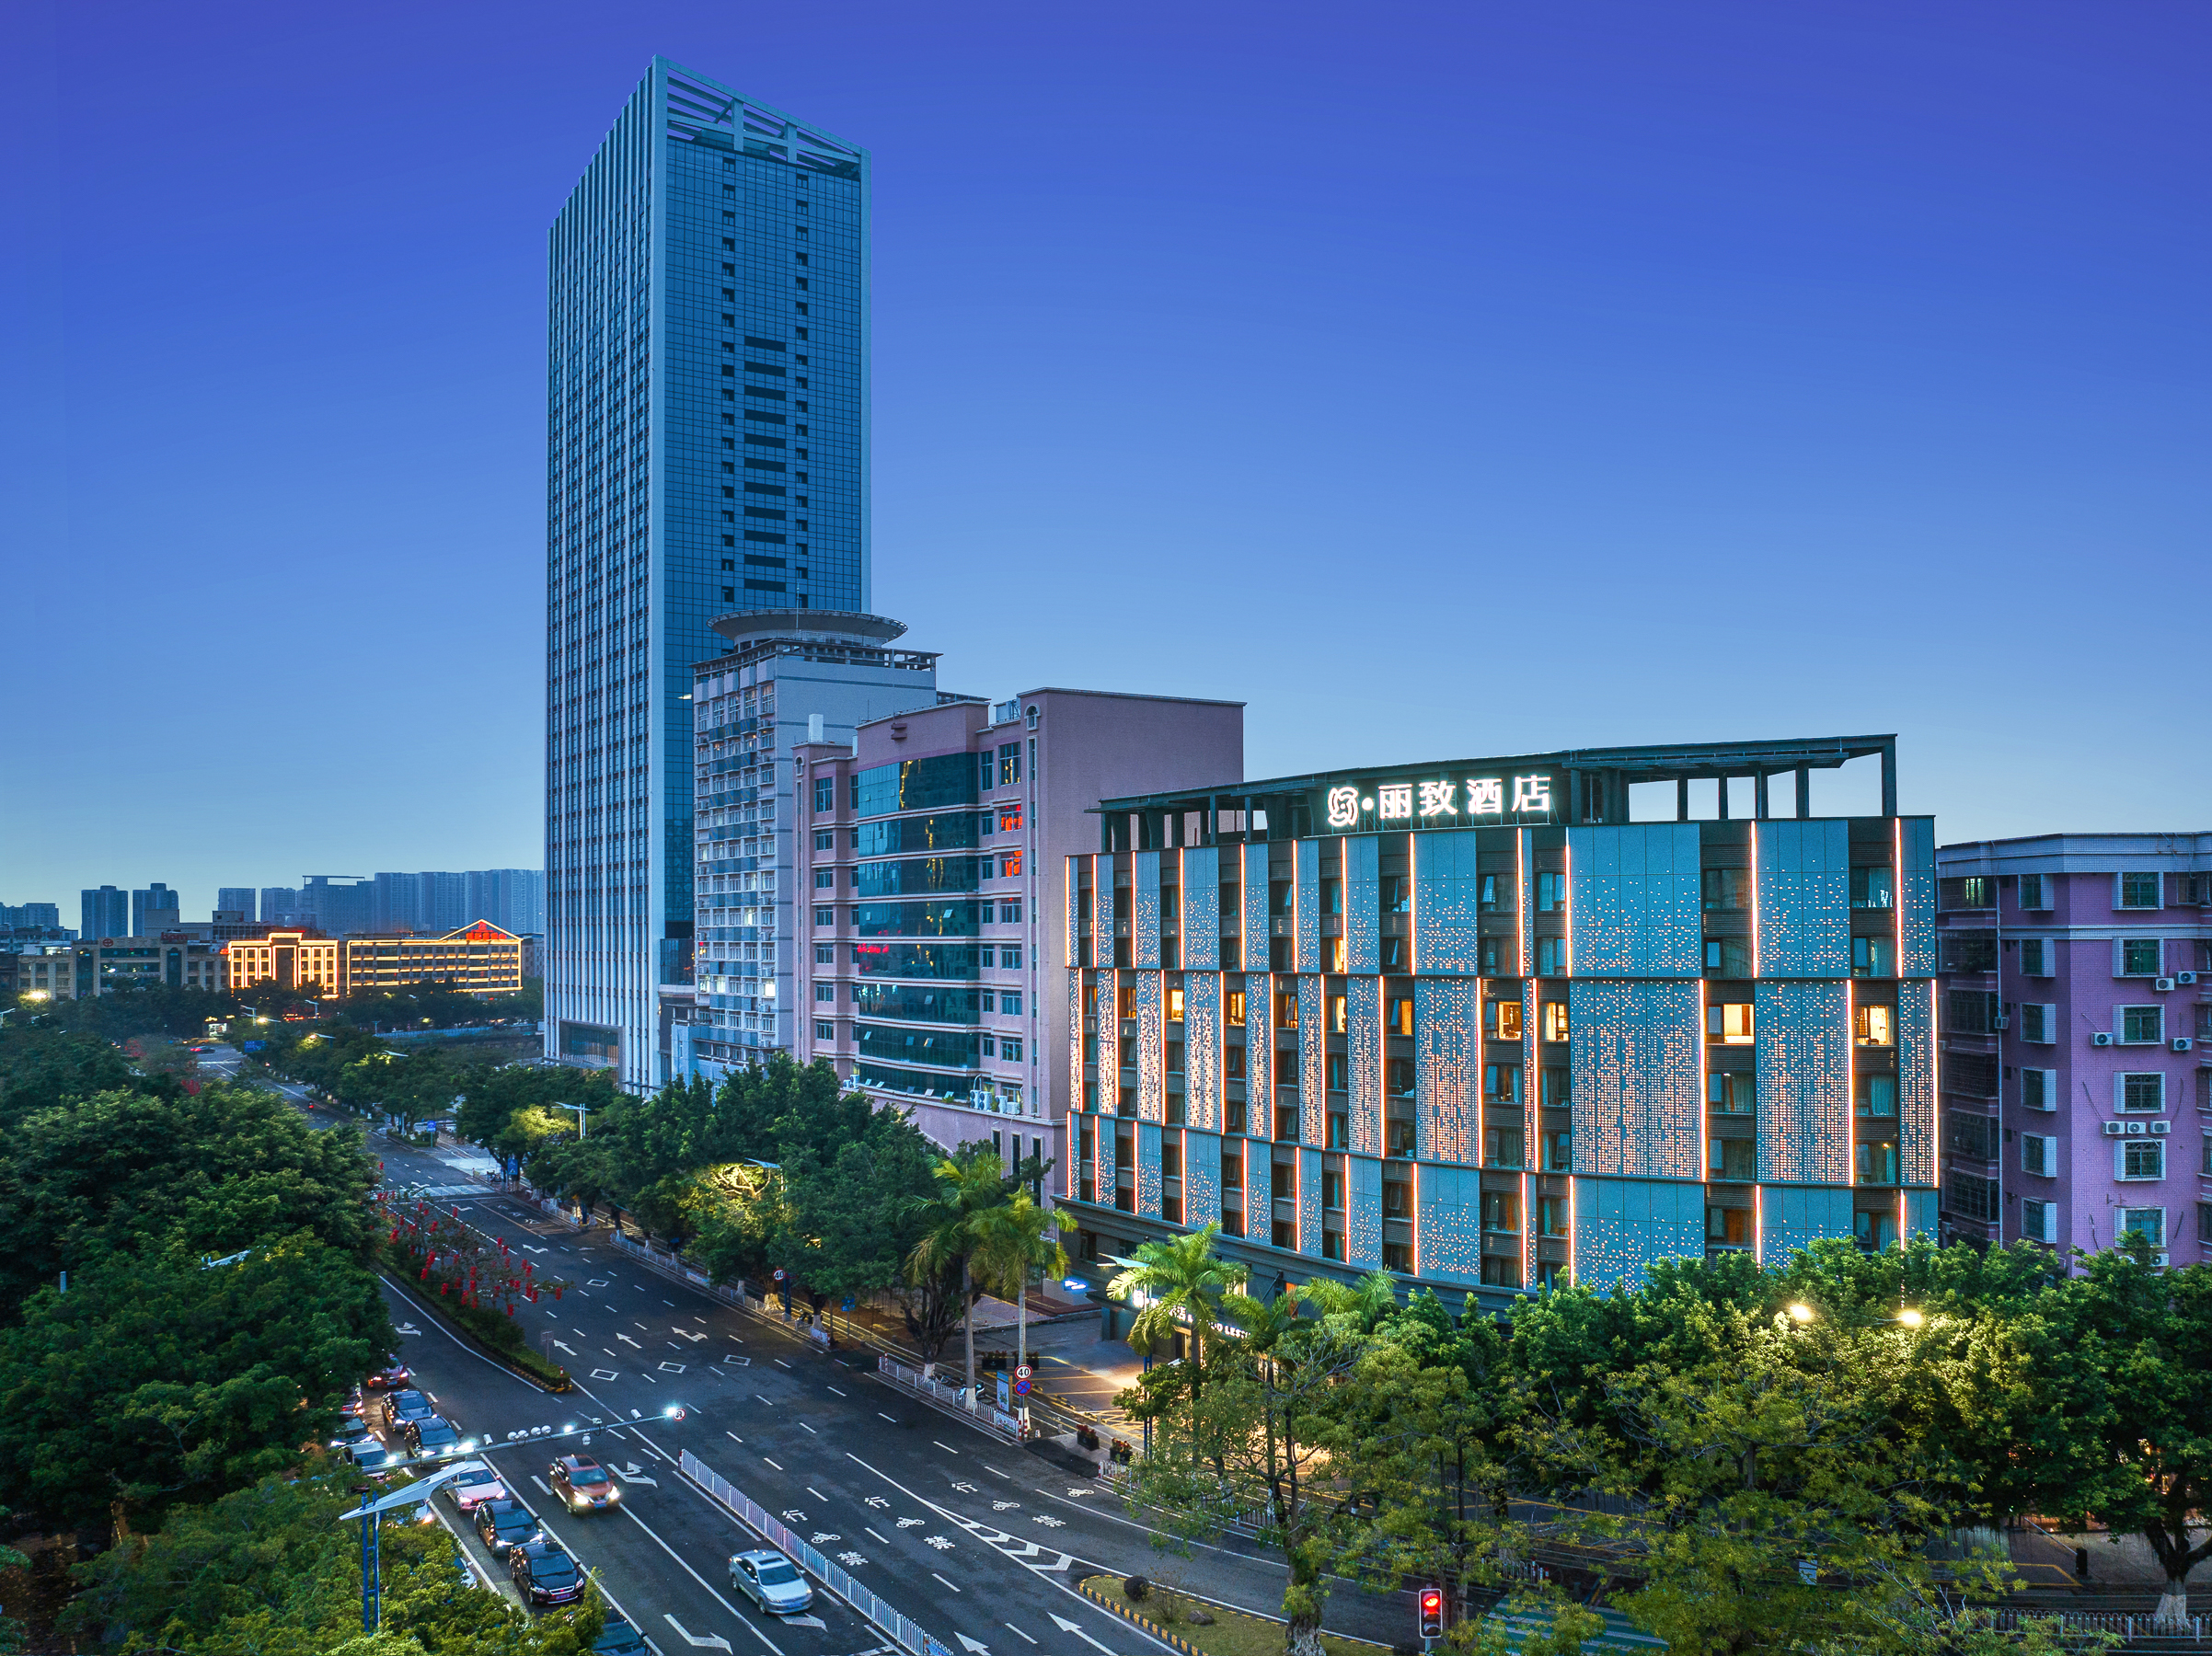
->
[1419,1587,1445,1639]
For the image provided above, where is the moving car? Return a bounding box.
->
[475,1499,539,1549]
[328,1417,376,1453]
[508,1541,583,1606]
[442,1465,507,1512]
[403,1416,462,1456]
[382,1389,434,1429]
[349,1437,409,1474]
[593,1616,651,1656]
[549,1455,618,1512]
[728,1549,812,1616]
[366,1362,413,1389]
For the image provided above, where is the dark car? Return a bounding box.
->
[475,1499,539,1549]
[382,1389,433,1429]
[549,1455,618,1513]
[403,1415,462,1456]
[366,1361,413,1389]
[328,1417,376,1452]
[594,1616,650,1656]
[508,1541,583,1605]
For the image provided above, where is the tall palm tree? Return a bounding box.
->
[973,1191,1069,1391]
[1106,1223,1249,1400]
[905,1144,1015,1410]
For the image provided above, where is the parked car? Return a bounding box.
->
[475,1499,539,1549]
[593,1616,651,1656]
[443,1465,506,1512]
[728,1549,812,1616]
[508,1541,583,1606]
[349,1438,409,1474]
[328,1417,376,1452]
[403,1415,462,1456]
[366,1361,413,1389]
[549,1455,618,1513]
[382,1389,433,1429]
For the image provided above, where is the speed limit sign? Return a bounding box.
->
[1015,1363,1033,1380]
[670,1407,687,1422]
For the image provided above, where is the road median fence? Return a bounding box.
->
[677,1449,952,1656]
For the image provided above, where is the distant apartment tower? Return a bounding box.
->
[2,902,62,932]
[83,886,129,938]
[547,58,870,1090]
[217,888,258,922]
[301,876,375,937]
[467,869,545,937]
[682,613,944,1082]
[791,687,1245,1174]
[260,887,303,926]
[132,882,180,937]
[1063,736,1935,1308]
[1935,835,2210,1266]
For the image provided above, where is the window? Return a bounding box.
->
[998,901,1022,923]
[1942,877,1995,911]
[812,776,834,814]
[2121,1006,2163,1044]
[1708,1072,1756,1113]
[1480,1256,1521,1288]
[1000,854,1022,878]
[1000,946,1021,969]
[2117,1140,2164,1180]
[1534,1000,1566,1043]
[1855,1074,1896,1117]
[814,1020,835,1041]
[1387,1057,1415,1098]
[999,1037,1023,1062]
[2018,873,2048,910]
[1707,1205,1750,1246]
[1536,937,1567,976]
[1226,990,1246,1026]
[1276,992,1298,1029]
[1321,1169,1344,1210]
[814,945,835,964]
[1849,866,1894,910]
[2021,1003,2054,1043]
[1709,1002,1755,1044]
[1539,1065,1571,1107]
[998,806,1022,834]
[2118,1072,2164,1112]
[813,907,834,926]
[1538,1196,1569,1236]
[1703,868,1749,912]
[1536,871,1565,912]
[1478,872,1506,913]
[1380,873,1410,914]
[1483,1125,1525,1168]
[997,742,1021,786]
[1329,995,1347,1034]
[813,983,835,1003]
[2016,1133,2054,1176]
[1852,936,1895,978]
[1484,998,1523,1041]
[1705,937,1752,977]
[2119,938,2161,976]
[1483,1063,1522,1104]
[2021,1198,2056,1243]
[2120,872,2161,910]
[1855,1142,1898,1185]
[2120,1207,2163,1247]
[1946,1172,1999,1223]
[2020,937,2051,976]
[2021,1066,2053,1110]
[1387,995,1413,1036]
[813,869,835,889]
[1480,1190,1520,1232]
[1540,1127,1572,1170]
[1708,1137,1756,1180]
[812,830,834,851]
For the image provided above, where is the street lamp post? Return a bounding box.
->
[559,1103,590,1140]
[338,1458,490,1631]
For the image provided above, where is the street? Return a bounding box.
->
[248,1060,1423,1655]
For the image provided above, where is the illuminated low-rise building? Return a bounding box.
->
[341,922,528,998]
[70,936,230,996]
[222,930,343,1000]
[1066,735,1937,1305]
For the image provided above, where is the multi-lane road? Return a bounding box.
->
[232,1050,1417,1654]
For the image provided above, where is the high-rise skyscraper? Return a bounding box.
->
[217,888,258,921]
[546,59,870,1089]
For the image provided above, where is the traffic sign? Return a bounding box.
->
[1015,1363,1032,1380]
[1014,1378,1031,1397]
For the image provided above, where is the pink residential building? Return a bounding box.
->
[791,689,1242,1175]
[1935,834,2212,1264]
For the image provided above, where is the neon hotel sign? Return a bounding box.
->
[1321,772,1559,832]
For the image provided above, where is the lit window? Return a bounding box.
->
[1541,1001,1569,1043]
[1854,1004,1893,1046]
[1709,1002,1755,1044]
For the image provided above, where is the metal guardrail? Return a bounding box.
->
[875,1356,1026,1442]
[677,1449,951,1656]
[1979,1609,2207,1643]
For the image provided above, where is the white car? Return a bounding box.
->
[442,1464,508,1512]
[729,1549,812,1616]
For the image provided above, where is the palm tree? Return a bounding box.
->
[905,1144,1015,1410]
[1106,1223,1249,1401]
[973,1191,1069,1395]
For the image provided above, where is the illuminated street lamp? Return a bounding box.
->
[1786,1302,1815,1324]
[338,1459,489,1631]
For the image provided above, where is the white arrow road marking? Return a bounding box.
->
[1049,1613,1118,1654]
[395,1322,422,1336]
[662,1616,730,1651]
[617,1334,643,1348]
[553,1341,576,1355]
[618,1464,659,1486]
[674,1328,708,1342]
[783,1616,824,1630]
[957,1636,992,1654]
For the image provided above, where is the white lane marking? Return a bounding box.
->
[1004,1624,1039,1646]
[865,1527,889,1544]
[755,1395,774,1406]
[663,1300,675,1306]
[932,1442,958,1455]
[877,1413,898,1422]
[531,1475,551,1493]
[662,1615,730,1650]
[826,1386,846,1397]
[806,1487,828,1501]
[984,1465,1010,1479]
[726,1432,744,1444]
[773,1359,791,1369]
[763,1456,783,1470]
[615,1504,785,1656]
[932,1572,961,1593]
[799,1422,817,1435]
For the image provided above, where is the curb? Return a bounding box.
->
[1076,1574,1394,1656]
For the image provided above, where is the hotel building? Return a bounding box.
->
[546,58,869,1089]
[791,689,1242,1170]
[223,923,528,1001]
[1064,735,1937,1303]
[1935,834,2210,1265]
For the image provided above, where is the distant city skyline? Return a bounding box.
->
[6,3,2205,906]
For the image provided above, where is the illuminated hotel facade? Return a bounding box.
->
[1065,735,1937,1302]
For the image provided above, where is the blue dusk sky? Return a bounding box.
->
[3,1,2205,916]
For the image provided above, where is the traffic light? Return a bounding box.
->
[1419,1586,1445,1639]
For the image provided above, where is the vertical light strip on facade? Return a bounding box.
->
[1753,1180,1765,1264]
[1748,819,1762,979]
[1565,1173,1577,1285]
[1698,976,1711,1204]
[1562,834,1573,978]
[1515,829,1529,977]
[1928,977,1942,1199]
[1848,979,1859,1228]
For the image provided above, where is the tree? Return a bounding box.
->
[0,1237,393,1535]
[1106,1223,1245,1420]
[0,1021,156,1122]
[2022,1244,2212,1634]
[904,1144,1017,1395]
[974,1190,1070,1379]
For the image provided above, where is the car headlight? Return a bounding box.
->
[607,1487,620,1500]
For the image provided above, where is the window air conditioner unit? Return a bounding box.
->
[2177,971,2199,985]
[2149,1120,2171,1135]
[2152,1251,2171,1268]
[2125,1120,2147,1135]
[2175,1037,2196,1053]
[2154,976,2177,993]
[2091,1031,2114,1047]
[1992,1015,2010,1029]
[2101,1121,2126,1137]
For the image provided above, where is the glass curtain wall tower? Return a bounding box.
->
[547,58,870,1087]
